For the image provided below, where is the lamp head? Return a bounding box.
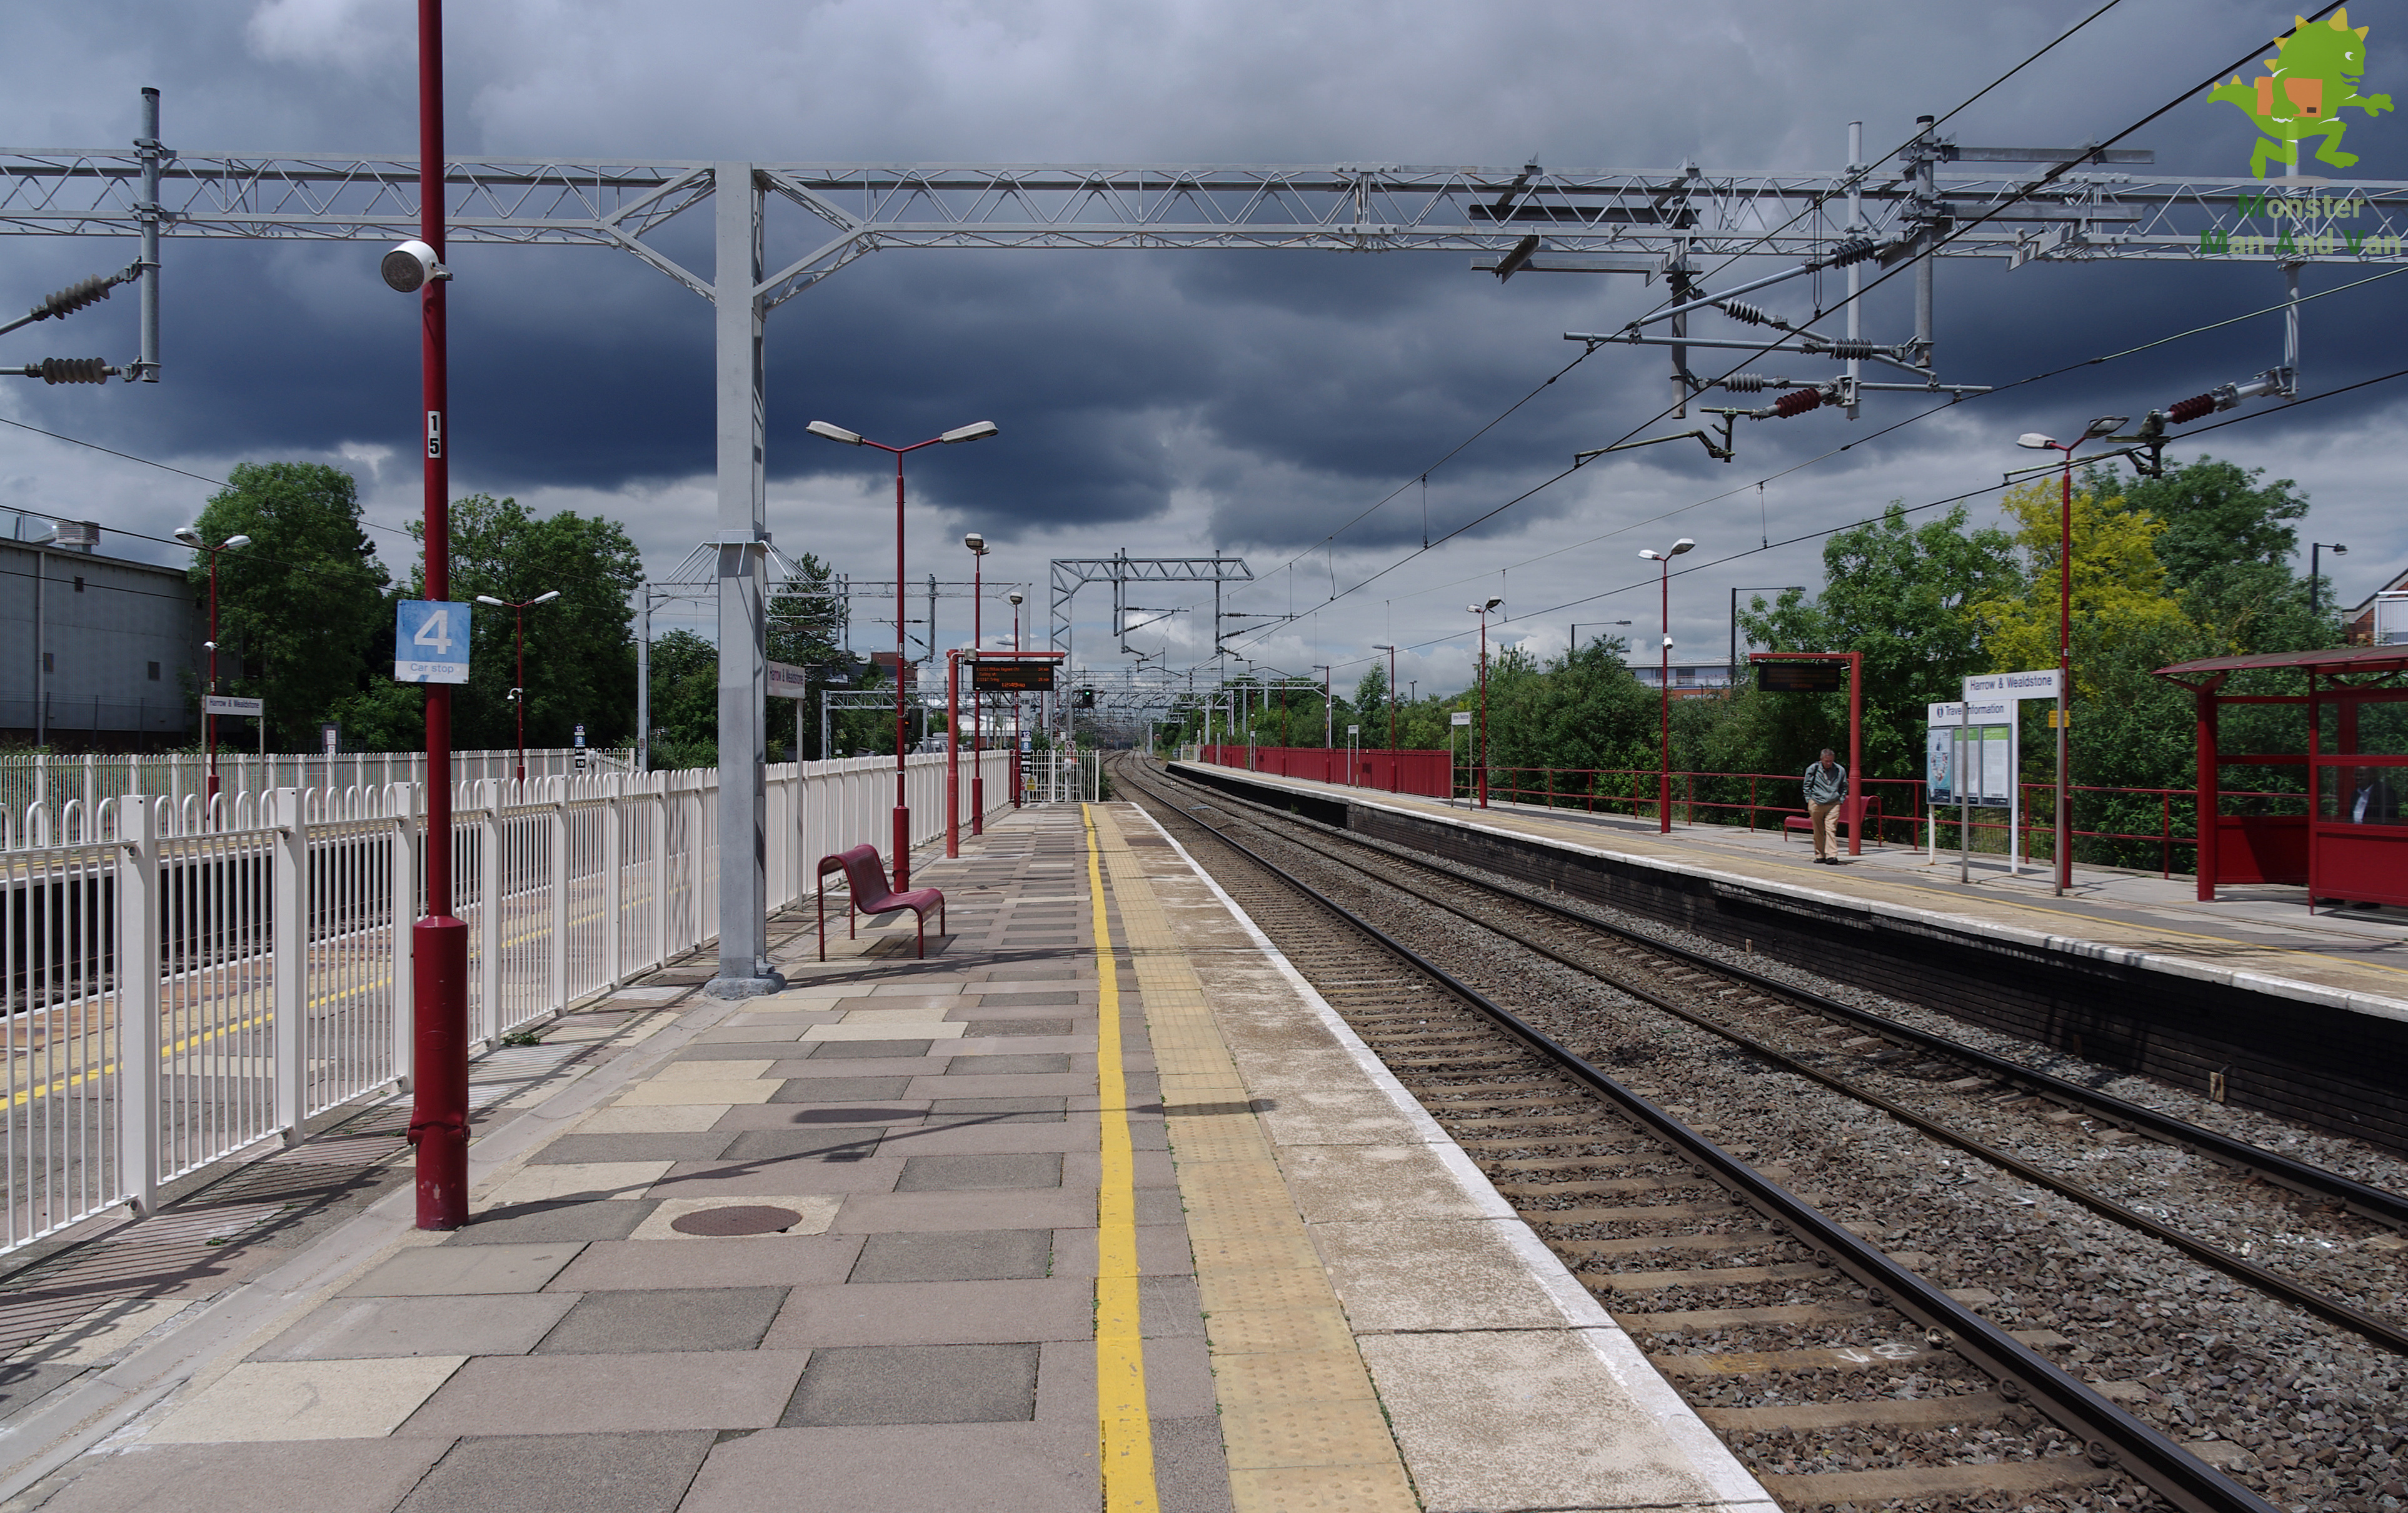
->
[2016,432,2057,451]
[203,639,216,651]
[806,421,865,446]
[173,525,203,547]
[223,534,251,550]
[2084,416,2130,439]
[964,532,987,554]
[531,590,561,605]
[474,595,506,607]
[1484,596,1504,612]
[1668,537,1695,556]
[1638,549,1661,561]
[940,421,1000,444]
[379,239,446,293]
[1008,591,1023,606]
[2334,542,2350,556]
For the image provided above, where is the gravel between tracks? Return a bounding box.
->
[1166,784,2408,1512]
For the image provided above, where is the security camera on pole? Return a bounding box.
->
[173,526,249,803]
[964,532,990,834]
[474,590,561,784]
[1468,597,1503,807]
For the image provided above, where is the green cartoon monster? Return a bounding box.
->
[2209,9,2390,177]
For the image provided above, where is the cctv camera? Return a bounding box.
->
[380,240,449,294]
[1662,636,1675,649]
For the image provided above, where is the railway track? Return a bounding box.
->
[1113,756,2408,1513]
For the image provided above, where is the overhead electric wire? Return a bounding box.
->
[1327,359,2408,676]
[1228,0,2356,657]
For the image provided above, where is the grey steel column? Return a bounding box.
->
[706,163,781,997]
[635,591,651,772]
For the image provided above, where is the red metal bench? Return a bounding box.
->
[817,844,946,961]
[1781,795,1884,846]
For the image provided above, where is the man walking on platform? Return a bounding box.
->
[1803,747,1847,864]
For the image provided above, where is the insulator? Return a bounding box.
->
[1822,339,1879,360]
[1720,299,1771,326]
[34,274,112,321]
[1824,236,1880,267]
[1721,373,1771,393]
[1772,387,1825,418]
[2165,392,2218,424]
[39,357,111,385]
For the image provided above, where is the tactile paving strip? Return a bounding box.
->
[1090,808,1417,1513]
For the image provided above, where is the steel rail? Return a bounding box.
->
[1116,758,2279,1513]
[1186,769,2408,1229]
[1163,775,2408,1358]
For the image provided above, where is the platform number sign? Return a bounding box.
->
[394,601,472,684]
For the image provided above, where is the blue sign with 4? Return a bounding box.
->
[395,601,471,684]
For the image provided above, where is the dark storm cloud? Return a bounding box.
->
[6,0,2407,592]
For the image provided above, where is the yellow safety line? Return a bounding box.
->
[1085,803,1160,1513]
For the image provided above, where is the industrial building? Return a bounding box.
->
[0,514,203,749]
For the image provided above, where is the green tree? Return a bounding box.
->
[1353,664,1390,744]
[400,496,645,753]
[186,462,391,750]
[2121,456,2331,656]
[645,629,720,769]
[1739,502,2023,779]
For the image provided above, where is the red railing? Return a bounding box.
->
[1191,749,2303,877]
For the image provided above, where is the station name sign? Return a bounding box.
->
[974,661,1056,692]
[1960,669,2062,700]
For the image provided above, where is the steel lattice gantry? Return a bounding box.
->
[1048,552,1253,742]
[12,123,2408,987]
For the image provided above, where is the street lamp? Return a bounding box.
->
[1372,644,1398,789]
[1468,597,1503,807]
[807,417,1000,889]
[2310,541,2349,617]
[1637,539,1695,834]
[474,591,561,782]
[174,526,251,802]
[965,532,990,834]
[2017,416,2125,896]
[1008,590,1025,806]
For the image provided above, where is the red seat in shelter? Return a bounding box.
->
[817,844,946,961]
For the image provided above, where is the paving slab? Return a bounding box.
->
[399,1351,809,1436]
[253,1293,577,1361]
[394,1431,716,1513]
[846,1228,1055,1283]
[550,1234,861,1290]
[781,1342,1041,1426]
[895,1152,1063,1191]
[765,1278,1092,1347]
[676,1423,1096,1513]
[145,1356,465,1442]
[27,1440,451,1513]
[342,1241,586,1297]
[535,1286,789,1354]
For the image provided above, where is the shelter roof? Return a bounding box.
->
[2154,644,2408,686]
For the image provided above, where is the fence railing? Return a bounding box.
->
[0,747,1014,1252]
[0,747,637,825]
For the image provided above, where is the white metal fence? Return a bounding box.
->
[0,747,637,824]
[1022,749,1101,804]
[0,747,1013,1252]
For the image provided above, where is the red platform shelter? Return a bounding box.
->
[2154,645,2408,907]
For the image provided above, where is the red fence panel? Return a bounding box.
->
[1195,746,1452,798]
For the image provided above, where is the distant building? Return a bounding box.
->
[1628,662,1733,700]
[2343,567,2408,646]
[866,651,919,687]
[0,520,204,750]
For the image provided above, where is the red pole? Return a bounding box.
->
[1847,651,1864,856]
[893,452,911,888]
[1477,612,1490,808]
[2057,448,2074,893]
[205,549,220,802]
[1658,561,1672,834]
[1011,600,1022,807]
[1387,642,1398,792]
[970,551,983,836]
[408,0,471,1232]
[2195,683,2220,901]
[946,649,960,858]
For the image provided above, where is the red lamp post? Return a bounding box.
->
[806,418,999,889]
[965,533,989,835]
[474,590,559,782]
[1372,643,1397,791]
[1638,539,1695,834]
[2016,419,2124,896]
[1468,597,1502,807]
[1008,589,1024,807]
[173,526,249,803]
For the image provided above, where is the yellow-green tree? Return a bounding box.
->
[1975,480,2185,697]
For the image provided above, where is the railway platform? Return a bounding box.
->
[0,803,1773,1513]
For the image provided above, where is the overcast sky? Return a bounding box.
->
[5,0,2405,705]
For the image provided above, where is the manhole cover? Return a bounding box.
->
[669,1204,805,1237]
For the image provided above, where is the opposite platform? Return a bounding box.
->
[0,802,1772,1513]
